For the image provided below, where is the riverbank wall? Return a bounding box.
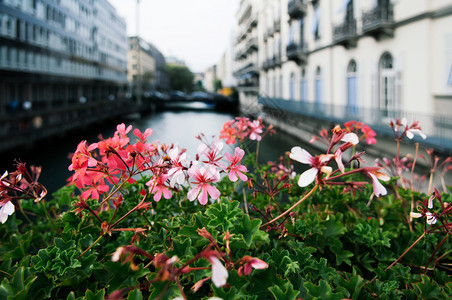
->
[239,96,451,193]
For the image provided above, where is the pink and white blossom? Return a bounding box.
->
[187,164,221,205]
[0,201,14,224]
[167,147,187,187]
[224,147,248,182]
[367,171,390,197]
[289,147,334,187]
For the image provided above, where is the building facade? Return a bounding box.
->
[128,36,169,94]
[0,0,128,111]
[234,0,452,140]
[0,0,130,152]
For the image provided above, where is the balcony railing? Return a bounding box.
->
[245,37,258,53]
[362,5,394,39]
[288,0,307,19]
[286,41,308,65]
[332,19,357,48]
[258,97,452,154]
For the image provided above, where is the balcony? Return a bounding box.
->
[245,37,258,53]
[362,5,394,39]
[288,0,307,19]
[332,19,357,48]
[274,19,281,33]
[286,41,308,65]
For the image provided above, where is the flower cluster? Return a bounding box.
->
[219,117,273,145]
[343,120,377,145]
[290,126,389,197]
[0,162,47,223]
[68,123,249,208]
[390,118,427,141]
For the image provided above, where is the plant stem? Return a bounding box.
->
[260,185,318,228]
[77,235,103,259]
[386,232,426,270]
[40,201,61,237]
[17,201,33,224]
[243,186,249,215]
[255,141,260,165]
[422,233,450,275]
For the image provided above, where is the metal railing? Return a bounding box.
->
[258,97,452,153]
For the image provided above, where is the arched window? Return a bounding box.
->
[290,73,295,100]
[347,59,357,113]
[379,52,395,116]
[315,66,322,104]
[300,69,307,101]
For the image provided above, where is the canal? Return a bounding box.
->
[1,106,315,196]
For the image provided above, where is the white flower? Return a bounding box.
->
[426,212,437,225]
[368,171,390,197]
[208,256,228,287]
[410,212,423,219]
[0,201,15,224]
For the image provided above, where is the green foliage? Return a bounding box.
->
[166,64,195,93]
[1,147,451,299]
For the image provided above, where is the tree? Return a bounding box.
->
[214,78,223,92]
[166,64,194,93]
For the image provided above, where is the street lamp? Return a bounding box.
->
[136,0,142,105]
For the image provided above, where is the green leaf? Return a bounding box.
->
[127,289,143,300]
[334,274,364,300]
[206,198,242,232]
[104,261,150,292]
[412,275,441,299]
[304,279,344,300]
[85,289,105,300]
[268,281,299,300]
[329,239,353,266]
[233,214,263,247]
[323,214,346,238]
[0,267,37,300]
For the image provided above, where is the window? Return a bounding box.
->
[347,60,357,113]
[290,73,295,100]
[312,1,320,40]
[315,66,322,104]
[448,64,452,86]
[279,75,283,98]
[300,69,307,102]
[379,52,396,116]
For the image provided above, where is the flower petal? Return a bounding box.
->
[0,201,15,224]
[209,257,228,287]
[368,172,387,197]
[341,133,359,145]
[297,168,318,187]
[290,147,313,165]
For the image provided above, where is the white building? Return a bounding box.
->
[234,0,452,142]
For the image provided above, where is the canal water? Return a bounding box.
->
[1,106,315,197]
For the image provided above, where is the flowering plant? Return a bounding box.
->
[0,118,451,299]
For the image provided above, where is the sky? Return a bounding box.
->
[108,0,239,73]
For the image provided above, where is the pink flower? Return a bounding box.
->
[219,120,238,145]
[248,119,264,141]
[187,164,220,205]
[224,147,248,182]
[68,140,98,171]
[167,147,187,187]
[208,256,228,287]
[238,256,268,276]
[146,173,172,202]
[0,201,14,224]
[289,147,334,187]
[197,140,223,166]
